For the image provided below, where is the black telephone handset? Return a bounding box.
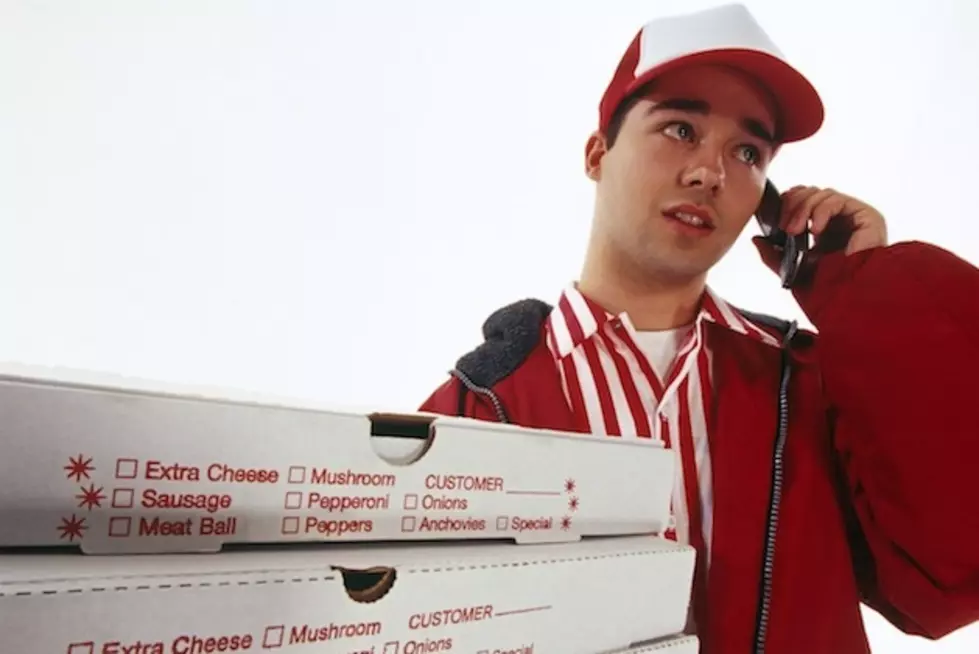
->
[754,180,855,289]
[754,180,809,289]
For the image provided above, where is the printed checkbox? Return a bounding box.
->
[496,516,508,531]
[281,516,300,535]
[111,488,135,508]
[287,466,306,484]
[115,458,138,479]
[401,516,416,533]
[109,516,132,537]
[284,492,303,510]
[383,642,400,654]
[67,643,95,654]
[262,625,284,649]
[402,494,418,510]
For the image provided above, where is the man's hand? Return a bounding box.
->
[751,185,889,282]
[779,185,888,256]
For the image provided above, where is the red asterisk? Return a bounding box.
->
[560,516,572,531]
[76,484,105,510]
[57,514,88,541]
[64,454,95,482]
[568,496,579,512]
[564,478,576,494]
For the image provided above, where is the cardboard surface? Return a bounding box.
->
[0,535,695,654]
[0,363,676,554]
[612,635,699,653]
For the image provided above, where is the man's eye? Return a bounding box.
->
[736,144,762,165]
[662,122,695,141]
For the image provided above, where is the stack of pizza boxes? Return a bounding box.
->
[0,362,698,653]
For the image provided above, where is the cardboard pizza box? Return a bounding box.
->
[611,634,700,653]
[0,535,695,654]
[0,362,677,554]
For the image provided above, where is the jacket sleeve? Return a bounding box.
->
[793,240,979,638]
[418,375,503,422]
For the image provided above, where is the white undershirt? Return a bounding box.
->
[631,326,691,381]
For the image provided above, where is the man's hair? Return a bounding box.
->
[603,82,654,149]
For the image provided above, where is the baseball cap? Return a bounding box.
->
[599,4,824,144]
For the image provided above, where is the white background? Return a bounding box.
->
[2,1,978,651]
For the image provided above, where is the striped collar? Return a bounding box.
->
[546,283,781,359]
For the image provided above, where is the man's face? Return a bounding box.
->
[586,63,779,285]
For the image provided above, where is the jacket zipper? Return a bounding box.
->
[753,321,798,654]
[450,368,510,423]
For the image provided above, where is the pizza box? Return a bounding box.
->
[0,535,695,654]
[611,635,699,653]
[0,362,676,554]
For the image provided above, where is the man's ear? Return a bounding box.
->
[585,131,608,182]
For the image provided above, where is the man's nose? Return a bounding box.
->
[680,150,726,194]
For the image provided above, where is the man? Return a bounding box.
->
[419,4,979,653]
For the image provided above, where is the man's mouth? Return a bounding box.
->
[662,206,715,232]
[667,211,710,228]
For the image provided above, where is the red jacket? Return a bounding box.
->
[419,241,979,654]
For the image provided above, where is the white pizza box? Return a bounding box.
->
[0,362,676,554]
[0,535,695,654]
[610,635,700,653]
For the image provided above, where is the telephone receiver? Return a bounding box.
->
[753,180,808,289]
[753,180,856,289]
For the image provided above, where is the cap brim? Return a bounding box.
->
[623,48,824,143]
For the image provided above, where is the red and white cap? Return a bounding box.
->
[599,4,824,143]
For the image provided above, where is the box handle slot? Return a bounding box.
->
[369,414,432,439]
[368,413,436,465]
[333,565,397,604]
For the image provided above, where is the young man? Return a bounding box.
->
[420,4,979,653]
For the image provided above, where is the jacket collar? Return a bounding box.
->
[546,283,781,360]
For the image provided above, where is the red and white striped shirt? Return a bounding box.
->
[544,283,780,563]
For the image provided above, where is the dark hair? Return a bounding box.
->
[604,81,655,148]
